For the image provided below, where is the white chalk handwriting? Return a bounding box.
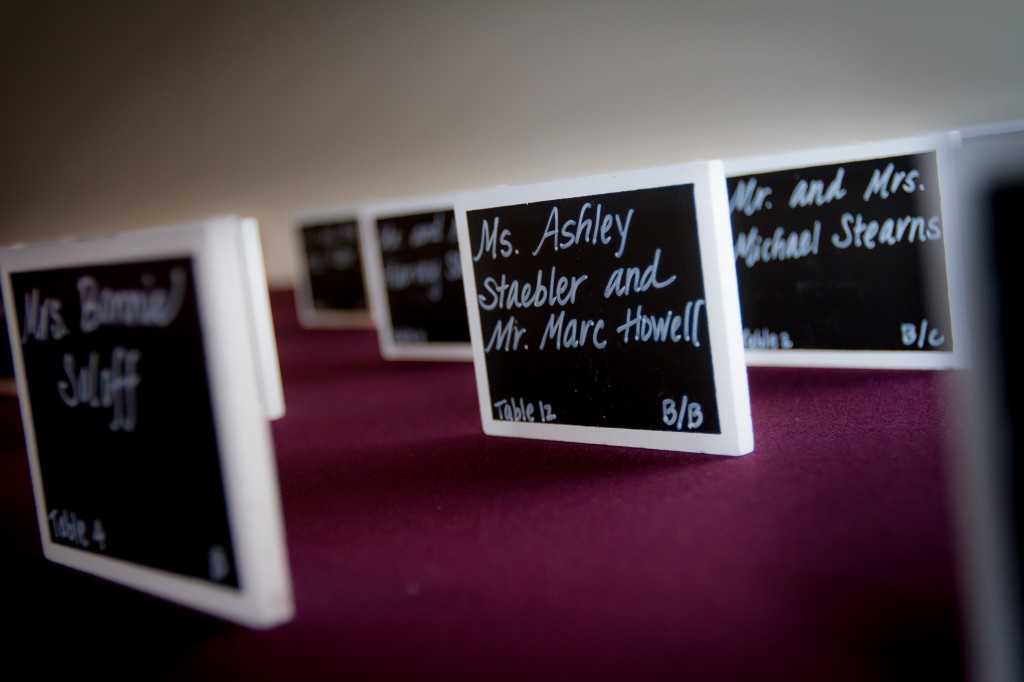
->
[78,268,187,334]
[57,346,142,433]
[532,203,633,259]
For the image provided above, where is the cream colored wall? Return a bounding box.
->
[3,1,1022,287]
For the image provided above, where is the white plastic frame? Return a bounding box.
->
[0,217,293,628]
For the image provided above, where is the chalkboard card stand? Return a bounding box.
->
[952,123,1024,682]
[455,162,753,456]
[0,217,293,628]
[724,132,967,370]
[293,206,374,330]
[359,195,473,361]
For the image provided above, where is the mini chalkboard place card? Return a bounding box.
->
[293,208,373,328]
[360,196,472,361]
[724,132,966,369]
[952,124,1024,682]
[0,217,293,628]
[455,162,753,456]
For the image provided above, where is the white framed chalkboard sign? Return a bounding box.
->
[724,132,966,369]
[455,162,753,456]
[359,196,472,361]
[952,123,1024,682]
[0,217,293,628]
[293,206,373,328]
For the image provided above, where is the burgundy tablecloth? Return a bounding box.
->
[1,291,964,680]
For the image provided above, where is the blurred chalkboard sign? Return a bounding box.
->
[294,211,372,328]
[954,123,1024,682]
[361,197,472,360]
[725,133,965,368]
[0,218,293,627]
[456,163,752,455]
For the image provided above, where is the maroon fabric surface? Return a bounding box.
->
[1,290,964,680]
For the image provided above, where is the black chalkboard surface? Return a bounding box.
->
[456,163,752,455]
[725,133,964,368]
[0,218,293,627]
[361,199,472,360]
[294,215,372,328]
[991,180,1024,644]
[11,258,238,583]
